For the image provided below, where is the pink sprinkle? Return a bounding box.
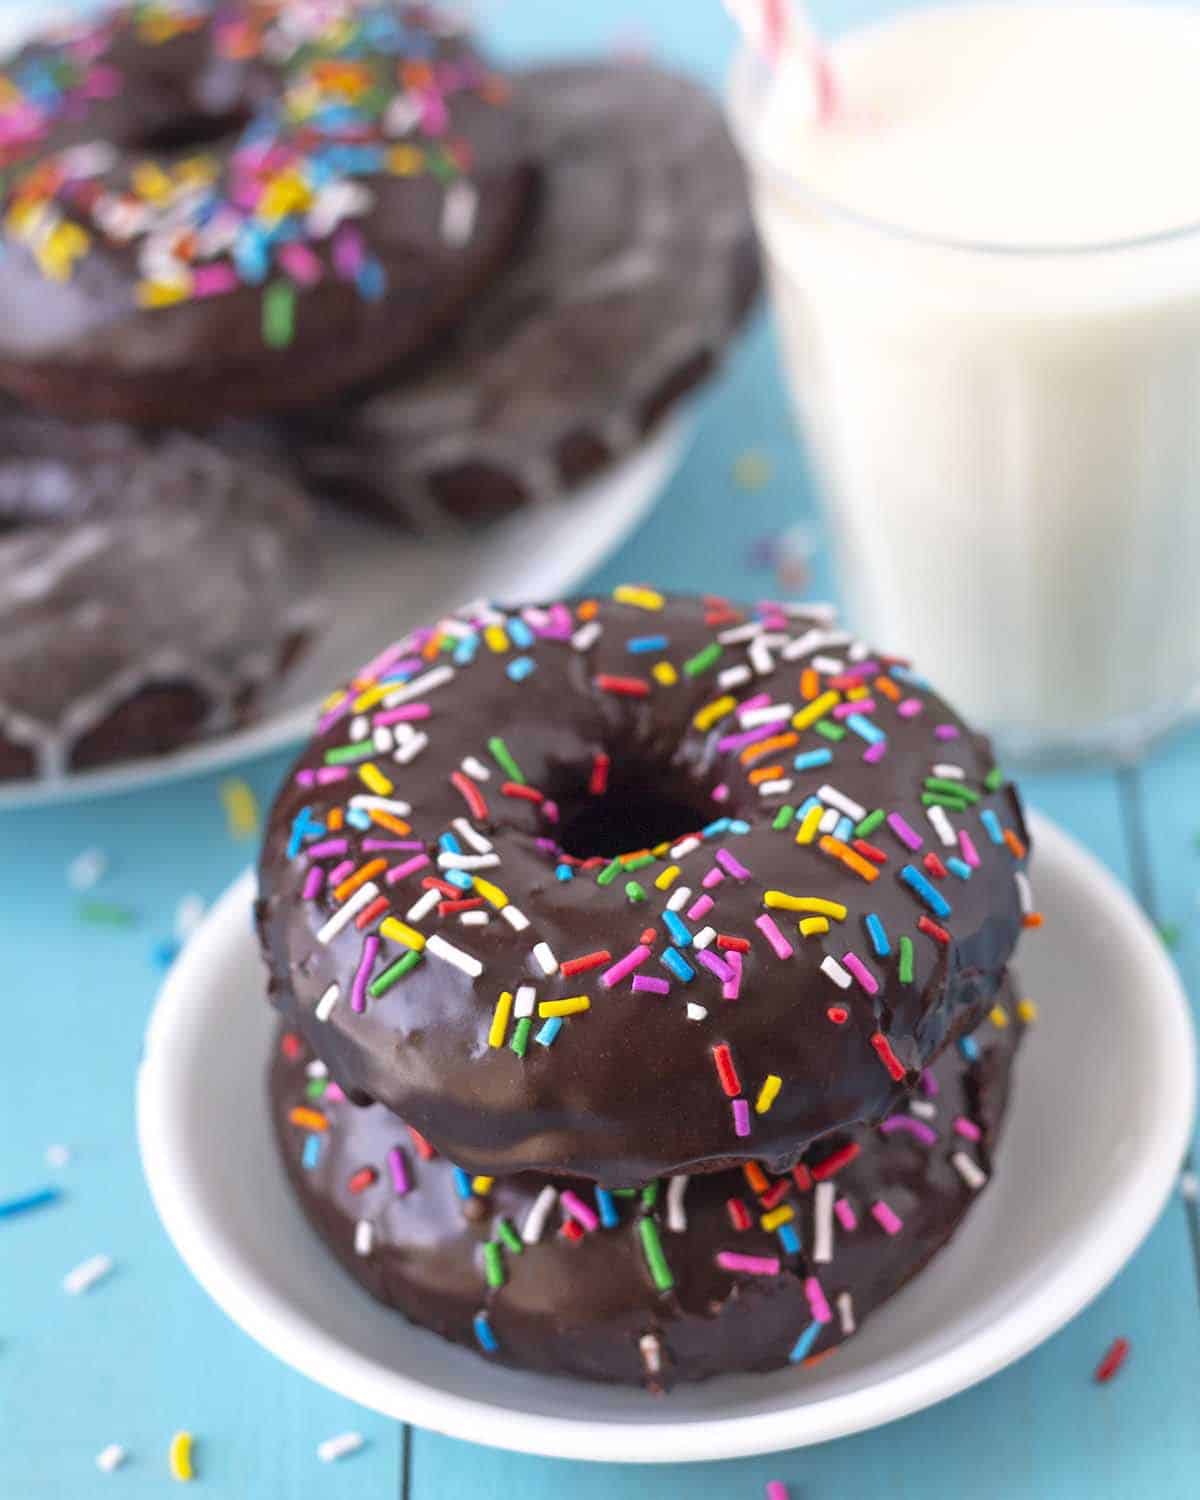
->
[191,262,240,298]
[546,603,574,637]
[716,848,752,881]
[632,975,670,995]
[842,952,878,996]
[954,1116,982,1141]
[543,800,560,824]
[305,838,348,860]
[717,1251,780,1276]
[83,63,121,98]
[716,722,778,753]
[295,769,317,787]
[887,812,923,850]
[277,240,324,287]
[834,1198,857,1231]
[871,1200,904,1236]
[560,1190,598,1232]
[301,867,325,901]
[805,1275,833,1324]
[921,1068,940,1097]
[326,1082,346,1103]
[863,740,887,764]
[333,225,366,279]
[732,1098,751,1137]
[934,724,960,741]
[833,698,875,720]
[697,949,734,984]
[316,767,350,785]
[386,854,431,883]
[898,698,923,719]
[959,830,981,869]
[687,894,715,922]
[879,1115,938,1146]
[360,640,419,679]
[419,89,448,135]
[600,945,651,989]
[328,860,354,886]
[722,950,743,1001]
[710,783,730,803]
[387,1146,410,1195]
[701,867,725,890]
[350,934,380,1014]
[315,702,352,737]
[755,913,794,960]
[738,692,772,714]
[361,839,423,852]
[766,1483,791,1500]
[373,703,432,726]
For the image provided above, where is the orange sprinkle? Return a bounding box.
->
[1022,912,1044,929]
[800,667,820,700]
[743,1161,769,1194]
[749,765,785,786]
[333,858,387,902]
[578,599,599,620]
[740,732,799,767]
[1004,828,1028,860]
[369,808,411,837]
[327,808,344,832]
[421,635,442,661]
[289,1107,328,1132]
[874,675,901,702]
[818,836,880,883]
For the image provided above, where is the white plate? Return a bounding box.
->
[0,414,692,810]
[137,811,1195,1463]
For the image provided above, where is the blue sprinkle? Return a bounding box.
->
[555,863,574,882]
[474,1311,499,1353]
[899,864,952,919]
[151,938,180,970]
[452,1167,473,1200]
[439,832,462,855]
[661,946,695,982]
[946,856,973,881]
[0,1185,61,1220]
[508,618,535,649]
[777,1221,801,1255]
[845,713,885,744]
[980,808,1004,845]
[795,795,822,821]
[789,1321,822,1363]
[595,1188,619,1229]
[702,817,731,838]
[834,815,854,843]
[233,225,270,284]
[506,656,535,683]
[728,819,751,835]
[865,913,891,958]
[287,806,315,859]
[662,909,693,949]
[794,748,833,772]
[889,665,931,688]
[302,1134,322,1170]
[453,637,478,666]
[958,1035,980,1062]
[446,869,473,891]
[535,1017,563,1047]
[626,635,669,654]
[356,257,387,301]
[346,807,372,830]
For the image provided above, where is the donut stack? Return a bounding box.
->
[0,1,759,781]
[257,589,1037,1390]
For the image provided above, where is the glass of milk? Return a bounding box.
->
[729,1,1200,759]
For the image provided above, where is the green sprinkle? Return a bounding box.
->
[984,767,1004,792]
[1159,922,1182,951]
[625,881,647,903]
[78,900,136,927]
[487,735,524,784]
[367,949,423,998]
[613,1188,638,1198]
[496,1218,523,1255]
[855,808,886,838]
[510,1017,532,1058]
[483,1241,505,1288]
[772,805,795,831]
[925,778,980,804]
[815,720,846,743]
[596,858,623,887]
[639,1217,674,1292]
[428,146,458,181]
[683,642,722,678]
[898,935,915,985]
[324,741,375,766]
[921,792,972,811]
[304,1078,328,1100]
[641,1180,660,1209]
[621,852,655,872]
[262,280,295,348]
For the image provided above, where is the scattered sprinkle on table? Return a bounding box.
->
[168,1430,195,1483]
[221,778,260,839]
[63,1252,114,1295]
[1094,1336,1131,1384]
[68,847,108,891]
[316,1431,366,1463]
[95,1444,127,1473]
[0,1184,62,1220]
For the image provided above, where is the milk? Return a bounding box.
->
[731,3,1200,755]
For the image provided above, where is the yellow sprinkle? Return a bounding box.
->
[168,1430,194,1483]
[258,170,313,221]
[989,1004,1010,1029]
[1017,999,1038,1024]
[321,688,349,712]
[472,1175,495,1195]
[388,143,425,174]
[795,804,825,845]
[484,624,509,653]
[798,916,830,937]
[379,917,426,951]
[654,865,680,891]
[35,221,90,280]
[733,448,772,490]
[653,661,678,686]
[175,155,219,186]
[132,160,175,201]
[755,1074,782,1114]
[846,684,869,701]
[613,584,665,610]
[136,278,190,308]
[220,779,259,839]
[760,1205,794,1232]
[763,893,847,919]
[792,691,841,731]
[694,694,736,732]
[488,991,513,1048]
[353,683,393,713]
[473,877,508,910]
[651,840,673,857]
[357,762,394,797]
[537,995,590,1018]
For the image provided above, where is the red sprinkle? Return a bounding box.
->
[717,934,751,953]
[421,876,460,898]
[759,1179,791,1210]
[281,1031,303,1060]
[726,1197,753,1231]
[347,1167,377,1195]
[639,927,657,947]
[810,1142,861,1181]
[560,950,612,978]
[450,770,489,821]
[502,781,543,803]
[594,674,651,698]
[923,852,949,879]
[917,915,951,946]
[355,894,390,929]
[826,1005,849,1025]
[712,1043,741,1098]
[560,1218,585,1243]
[870,1031,907,1081]
[851,839,888,864]
[438,898,484,916]
[407,1126,436,1161]
[1094,1337,1130,1384]
[589,752,610,796]
[792,1164,813,1193]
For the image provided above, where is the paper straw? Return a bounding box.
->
[724,0,839,123]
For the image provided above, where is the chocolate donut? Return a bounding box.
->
[291,61,761,530]
[0,2,533,423]
[0,412,321,780]
[256,591,1032,1185]
[271,987,1026,1388]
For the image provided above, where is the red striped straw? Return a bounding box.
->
[726,0,839,124]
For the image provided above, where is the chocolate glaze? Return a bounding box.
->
[288,62,761,530]
[0,412,321,779]
[256,593,1030,1185]
[0,3,534,423]
[271,988,1024,1389]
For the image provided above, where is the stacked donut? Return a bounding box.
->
[0,1,759,780]
[257,589,1037,1390]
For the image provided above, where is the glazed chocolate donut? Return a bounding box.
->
[0,413,321,780]
[0,2,533,423]
[290,61,761,529]
[270,987,1026,1388]
[256,590,1031,1185]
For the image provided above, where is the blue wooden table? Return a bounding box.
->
[5,3,1200,1495]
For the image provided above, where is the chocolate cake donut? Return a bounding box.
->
[256,590,1032,1185]
[0,1,533,423]
[290,61,761,529]
[270,986,1026,1388]
[0,413,321,780]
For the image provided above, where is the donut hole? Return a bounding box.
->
[133,105,253,156]
[555,778,714,861]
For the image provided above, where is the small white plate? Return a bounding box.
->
[138,812,1195,1463]
[0,414,692,810]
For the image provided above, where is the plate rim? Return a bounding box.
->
[137,810,1197,1463]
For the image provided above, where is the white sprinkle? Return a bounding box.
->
[354,1219,374,1256]
[452,818,493,854]
[785,601,840,624]
[437,852,500,870]
[781,627,830,662]
[666,1175,689,1233]
[64,1253,114,1295]
[639,1332,662,1374]
[848,639,871,661]
[406,888,440,923]
[717,622,762,644]
[372,726,394,754]
[382,664,454,709]
[671,835,701,859]
[349,713,370,742]
[514,986,536,1019]
[932,763,965,780]
[927,805,956,846]
[686,1002,708,1021]
[349,794,413,817]
[461,756,491,781]
[95,1444,127,1473]
[45,1143,71,1169]
[748,636,774,675]
[316,883,379,944]
[460,911,489,927]
[572,621,602,651]
[717,664,753,690]
[306,178,373,237]
[532,942,558,976]
[383,91,422,136]
[811,654,844,674]
[821,955,852,990]
[951,1152,987,1191]
[522,1184,558,1244]
[818,806,840,835]
[836,1290,856,1336]
[813,1181,835,1264]
[818,784,867,822]
[501,905,530,932]
[666,886,693,912]
[761,632,790,649]
[739,703,793,728]
[68,848,108,891]
[441,179,478,246]
[426,935,483,978]
[315,983,340,1022]
[317,1431,365,1464]
[692,926,716,950]
[393,731,429,765]
[173,893,206,943]
[1015,871,1034,915]
[909,1099,937,1120]
[305,1059,328,1079]
[1181,1171,1200,1201]
[758,779,792,798]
